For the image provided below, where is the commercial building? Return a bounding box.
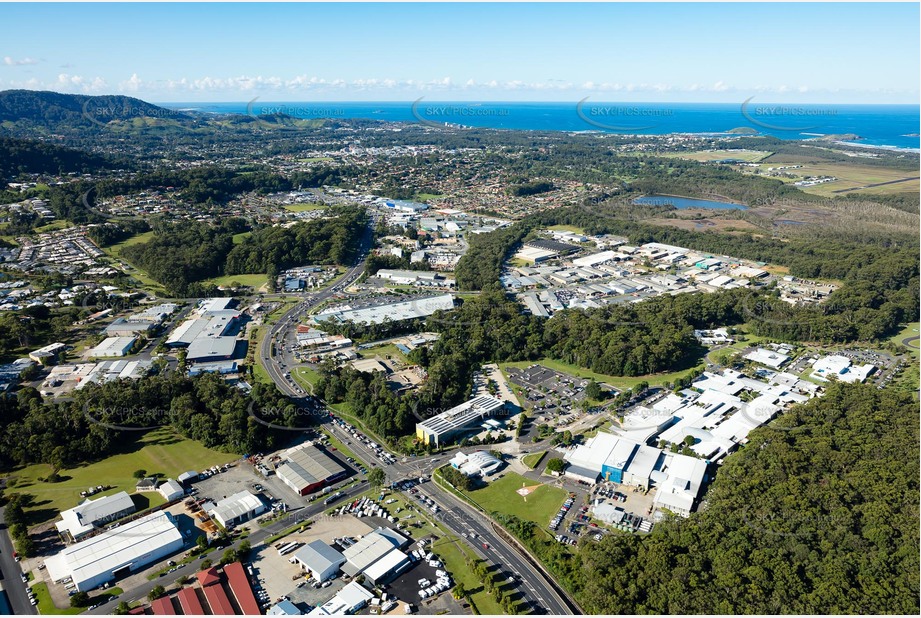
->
[45,511,185,591]
[269,600,303,615]
[89,336,137,358]
[652,454,709,518]
[309,581,374,615]
[224,561,261,615]
[449,451,504,477]
[208,490,266,528]
[744,348,790,369]
[75,359,153,390]
[811,354,875,383]
[158,479,185,502]
[341,528,410,584]
[292,540,346,582]
[55,491,137,542]
[276,444,348,496]
[185,336,238,362]
[104,318,157,337]
[29,342,66,364]
[415,395,506,447]
[376,269,454,288]
[313,294,455,327]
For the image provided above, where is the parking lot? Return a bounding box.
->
[506,364,590,427]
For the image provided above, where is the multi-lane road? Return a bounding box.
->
[0,507,37,615]
[254,227,577,614]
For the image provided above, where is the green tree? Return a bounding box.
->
[132,469,147,479]
[585,379,602,400]
[546,458,565,473]
[148,585,166,601]
[368,467,386,489]
[70,591,91,608]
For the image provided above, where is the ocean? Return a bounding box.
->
[162,101,921,151]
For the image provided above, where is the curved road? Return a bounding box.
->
[255,221,576,614]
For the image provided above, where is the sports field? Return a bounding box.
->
[9,428,238,525]
[467,472,567,526]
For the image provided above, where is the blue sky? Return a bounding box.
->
[1,3,918,103]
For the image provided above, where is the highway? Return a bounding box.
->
[0,506,37,615]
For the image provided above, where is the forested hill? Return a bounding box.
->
[578,382,919,614]
[0,89,190,131]
[0,136,129,178]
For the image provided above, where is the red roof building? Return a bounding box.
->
[197,566,221,587]
[176,587,206,615]
[202,580,235,615]
[150,596,176,615]
[224,562,261,615]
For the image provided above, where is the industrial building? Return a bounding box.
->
[312,294,455,327]
[207,490,266,528]
[158,479,185,502]
[309,581,374,615]
[74,359,153,390]
[276,444,347,496]
[55,491,137,541]
[89,336,137,358]
[292,540,346,582]
[185,336,238,362]
[29,341,66,364]
[45,511,185,591]
[415,395,506,447]
[744,347,791,369]
[341,528,410,584]
[811,354,875,383]
[652,454,709,517]
[449,451,504,477]
[104,318,157,337]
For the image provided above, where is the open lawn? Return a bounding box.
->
[358,343,408,363]
[106,230,156,254]
[205,273,267,289]
[467,472,567,526]
[755,161,920,197]
[7,427,239,526]
[890,322,920,359]
[232,231,252,244]
[500,357,706,392]
[33,220,74,234]
[521,452,547,470]
[663,149,773,163]
[415,193,447,201]
[297,157,334,163]
[283,203,326,212]
[546,224,586,234]
[291,365,322,394]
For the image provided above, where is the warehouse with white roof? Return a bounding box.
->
[55,491,137,542]
[293,540,346,582]
[208,490,266,528]
[45,511,184,591]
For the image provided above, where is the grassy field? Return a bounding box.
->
[467,472,567,526]
[8,428,238,525]
[205,273,267,289]
[890,322,920,358]
[521,451,547,470]
[755,161,920,197]
[232,231,252,244]
[415,193,447,201]
[358,343,408,363]
[283,202,326,212]
[106,230,156,254]
[499,357,706,392]
[33,220,74,234]
[291,365,322,394]
[664,149,772,163]
[100,230,168,296]
[297,157,334,162]
[546,224,586,234]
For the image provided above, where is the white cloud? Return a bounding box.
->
[3,56,39,66]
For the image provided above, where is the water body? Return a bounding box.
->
[163,101,921,151]
[633,195,748,210]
